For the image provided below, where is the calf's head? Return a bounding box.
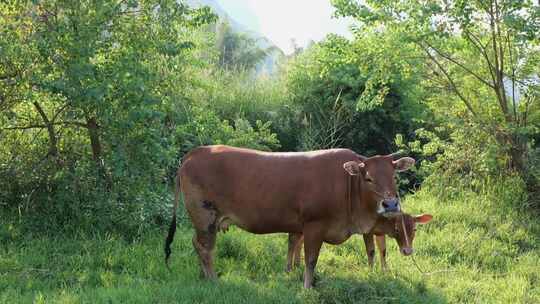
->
[388,213,433,255]
[343,154,415,215]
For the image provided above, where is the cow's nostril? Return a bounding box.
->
[382,202,389,208]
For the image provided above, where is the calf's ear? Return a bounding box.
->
[343,161,364,176]
[393,157,415,172]
[414,214,433,224]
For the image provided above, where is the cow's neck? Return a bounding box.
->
[370,217,394,235]
[349,178,379,234]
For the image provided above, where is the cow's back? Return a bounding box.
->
[180,145,361,234]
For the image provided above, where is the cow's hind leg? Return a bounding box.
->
[193,229,217,279]
[287,233,303,272]
[293,234,304,268]
[186,199,219,280]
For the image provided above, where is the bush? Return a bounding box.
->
[176,104,281,153]
[285,35,428,156]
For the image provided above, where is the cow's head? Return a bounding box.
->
[343,154,415,215]
[387,213,433,255]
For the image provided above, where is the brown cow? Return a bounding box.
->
[286,213,433,272]
[164,145,415,288]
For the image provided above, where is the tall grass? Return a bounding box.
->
[189,70,301,151]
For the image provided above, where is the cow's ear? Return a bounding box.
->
[393,157,415,172]
[414,214,433,224]
[343,161,364,176]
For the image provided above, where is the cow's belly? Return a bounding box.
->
[220,201,303,234]
[228,215,303,234]
[321,222,352,245]
[236,219,302,234]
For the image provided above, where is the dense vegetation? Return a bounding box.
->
[1,0,539,303]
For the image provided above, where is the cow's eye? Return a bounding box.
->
[365,177,374,183]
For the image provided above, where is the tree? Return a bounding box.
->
[0,0,215,172]
[333,0,540,172]
[0,0,216,222]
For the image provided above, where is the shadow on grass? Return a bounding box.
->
[312,274,447,304]
[158,271,448,304]
[171,252,447,304]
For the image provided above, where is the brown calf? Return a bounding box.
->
[286,213,433,272]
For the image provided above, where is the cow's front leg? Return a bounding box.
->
[303,227,323,288]
[363,233,376,269]
[375,235,387,271]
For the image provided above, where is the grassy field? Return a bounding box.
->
[1,178,539,303]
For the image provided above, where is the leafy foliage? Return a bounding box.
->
[176,105,280,153]
[286,34,429,161]
[0,0,217,233]
[0,1,287,234]
[333,0,540,175]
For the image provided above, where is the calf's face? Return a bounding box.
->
[389,213,433,256]
[343,155,415,215]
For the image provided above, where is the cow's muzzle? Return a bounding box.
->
[379,198,400,216]
[401,247,413,256]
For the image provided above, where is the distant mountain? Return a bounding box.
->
[186,0,284,74]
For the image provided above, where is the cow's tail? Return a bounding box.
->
[164,172,181,270]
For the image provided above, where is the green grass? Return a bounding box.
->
[1,178,539,303]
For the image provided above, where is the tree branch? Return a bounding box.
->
[463,28,498,88]
[0,72,18,80]
[506,32,518,124]
[424,40,494,89]
[488,1,509,117]
[31,101,58,158]
[51,102,71,122]
[418,42,477,116]
[3,120,88,130]
[2,124,48,130]
[494,0,509,117]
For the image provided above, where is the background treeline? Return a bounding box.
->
[1,0,539,238]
